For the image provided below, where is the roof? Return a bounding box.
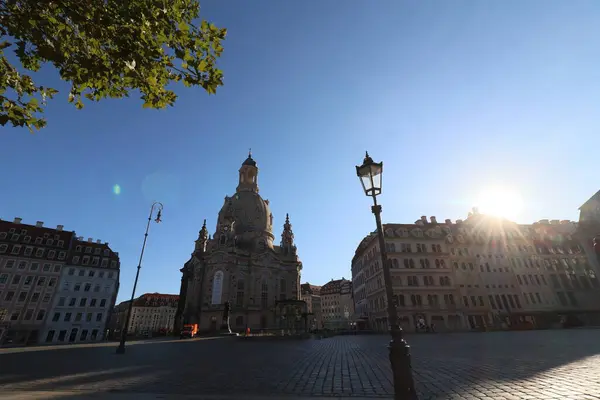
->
[301,283,321,295]
[133,293,179,307]
[579,189,600,210]
[67,237,120,270]
[320,278,352,295]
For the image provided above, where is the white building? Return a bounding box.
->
[42,237,120,344]
[126,293,178,334]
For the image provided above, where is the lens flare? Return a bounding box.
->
[113,184,121,195]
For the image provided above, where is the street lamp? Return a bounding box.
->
[116,201,164,354]
[356,152,418,399]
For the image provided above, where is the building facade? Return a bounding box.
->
[352,200,600,333]
[175,154,303,333]
[0,219,72,345]
[42,237,120,344]
[320,278,354,330]
[115,293,179,335]
[300,283,322,330]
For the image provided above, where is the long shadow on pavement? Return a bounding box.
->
[1,330,599,399]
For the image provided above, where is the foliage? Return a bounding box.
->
[0,0,226,131]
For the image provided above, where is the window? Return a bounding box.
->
[79,298,87,307]
[53,265,61,273]
[86,313,93,322]
[36,310,45,321]
[48,250,56,259]
[37,277,46,286]
[76,245,82,252]
[52,312,61,322]
[82,256,90,265]
[90,298,97,307]
[46,330,55,343]
[35,237,43,244]
[35,248,44,257]
[0,274,7,284]
[0,244,7,253]
[101,259,108,267]
[88,270,95,277]
[42,293,51,303]
[58,251,66,260]
[58,297,66,306]
[108,272,114,279]
[31,292,40,302]
[10,311,20,320]
[75,313,82,322]
[84,283,91,292]
[11,275,21,285]
[18,291,27,302]
[24,247,33,256]
[18,261,27,269]
[64,312,72,322]
[58,240,64,247]
[69,298,76,306]
[78,270,85,276]
[80,330,89,341]
[24,309,34,320]
[58,330,67,342]
[96,313,103,322]
[74,283,81,292]
[11,245,21,254]
[47,239,54,246]
[42,263,51,272]
[99,271,105,278]
[236,279,245,307]
[69,328,79,343]
[478,296,484,306]
[99,299,106,307]
[90,329,98,340]
[94,284,100,292]
[68,268,75,276]
[85,247,92,254]
[92,257,99,266]
[48,278,56,287]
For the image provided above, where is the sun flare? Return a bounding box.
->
[476,187,524,221]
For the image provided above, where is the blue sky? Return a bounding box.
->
[3,1,600,302]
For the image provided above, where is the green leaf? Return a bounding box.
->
[1,0,227,131]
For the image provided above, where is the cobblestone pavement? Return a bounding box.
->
[1,330,600,399]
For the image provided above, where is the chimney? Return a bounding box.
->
[35,221,43,227]
[456,219,463,224]
[78,236,83,241]
[421,216,428,223]
[56,225,64,231]
[96,239,101,244]
[14,217,22,224]
[415,220,424,226]
[430,216,437,224]
[445,219,452,225]
[87,237,93,243]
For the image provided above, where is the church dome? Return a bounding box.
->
[219,191,272,233]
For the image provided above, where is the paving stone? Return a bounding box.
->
[0,330,599,398]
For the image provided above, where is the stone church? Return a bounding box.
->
[174,153,303,333]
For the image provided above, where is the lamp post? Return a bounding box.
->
[356,152,417,399]
[116,201,164,354]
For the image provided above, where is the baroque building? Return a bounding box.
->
[320,278,354,330]
[175,154,303,333]
[351,200,600,333]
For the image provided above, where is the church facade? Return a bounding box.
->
[174,154,303,333]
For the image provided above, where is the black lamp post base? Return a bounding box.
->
[115,344,126,354]
[389,338,418,399]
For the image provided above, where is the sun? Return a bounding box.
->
[476,186,524,220]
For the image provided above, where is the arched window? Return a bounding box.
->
[211,271,224,305]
